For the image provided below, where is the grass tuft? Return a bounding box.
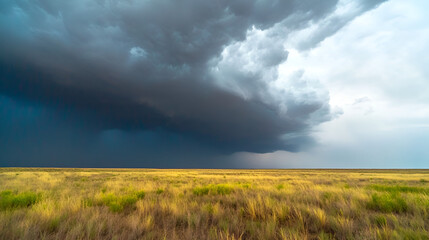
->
[373,215,387,227]
[98,190,145,212]
[0,190,41,211]
[367,193,408,213]
[193,184,234,196]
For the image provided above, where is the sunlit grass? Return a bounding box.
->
[193,184,234,196]
[0,168,429,239]
[367,193,408,213]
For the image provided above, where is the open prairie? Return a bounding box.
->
[1,168,429,240]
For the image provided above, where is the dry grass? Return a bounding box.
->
[1,168,429,239]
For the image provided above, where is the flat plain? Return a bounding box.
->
[0,168,429,240]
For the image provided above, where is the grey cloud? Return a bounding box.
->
[290,0,388,51]
[0,0,385,155]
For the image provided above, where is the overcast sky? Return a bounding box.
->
[1,0,428,168]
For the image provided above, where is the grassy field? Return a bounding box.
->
[1,168,429,239]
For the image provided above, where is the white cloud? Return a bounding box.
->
[240,0,429,168]
[129,46,147,58]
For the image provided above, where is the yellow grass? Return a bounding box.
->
[1,168,429,239]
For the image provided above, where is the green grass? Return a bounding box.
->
[98,190,145,212]
[368,184,429,194]
[193,184,234,196]
[0,190,40,210]
[1,168,429,239]
[372,215,387,227]
[367,193,408,213]
[156,188,164,194]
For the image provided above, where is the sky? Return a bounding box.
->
[1,0,428,168]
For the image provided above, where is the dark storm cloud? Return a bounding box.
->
[0,0,386,159]
[0,95,227,168]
